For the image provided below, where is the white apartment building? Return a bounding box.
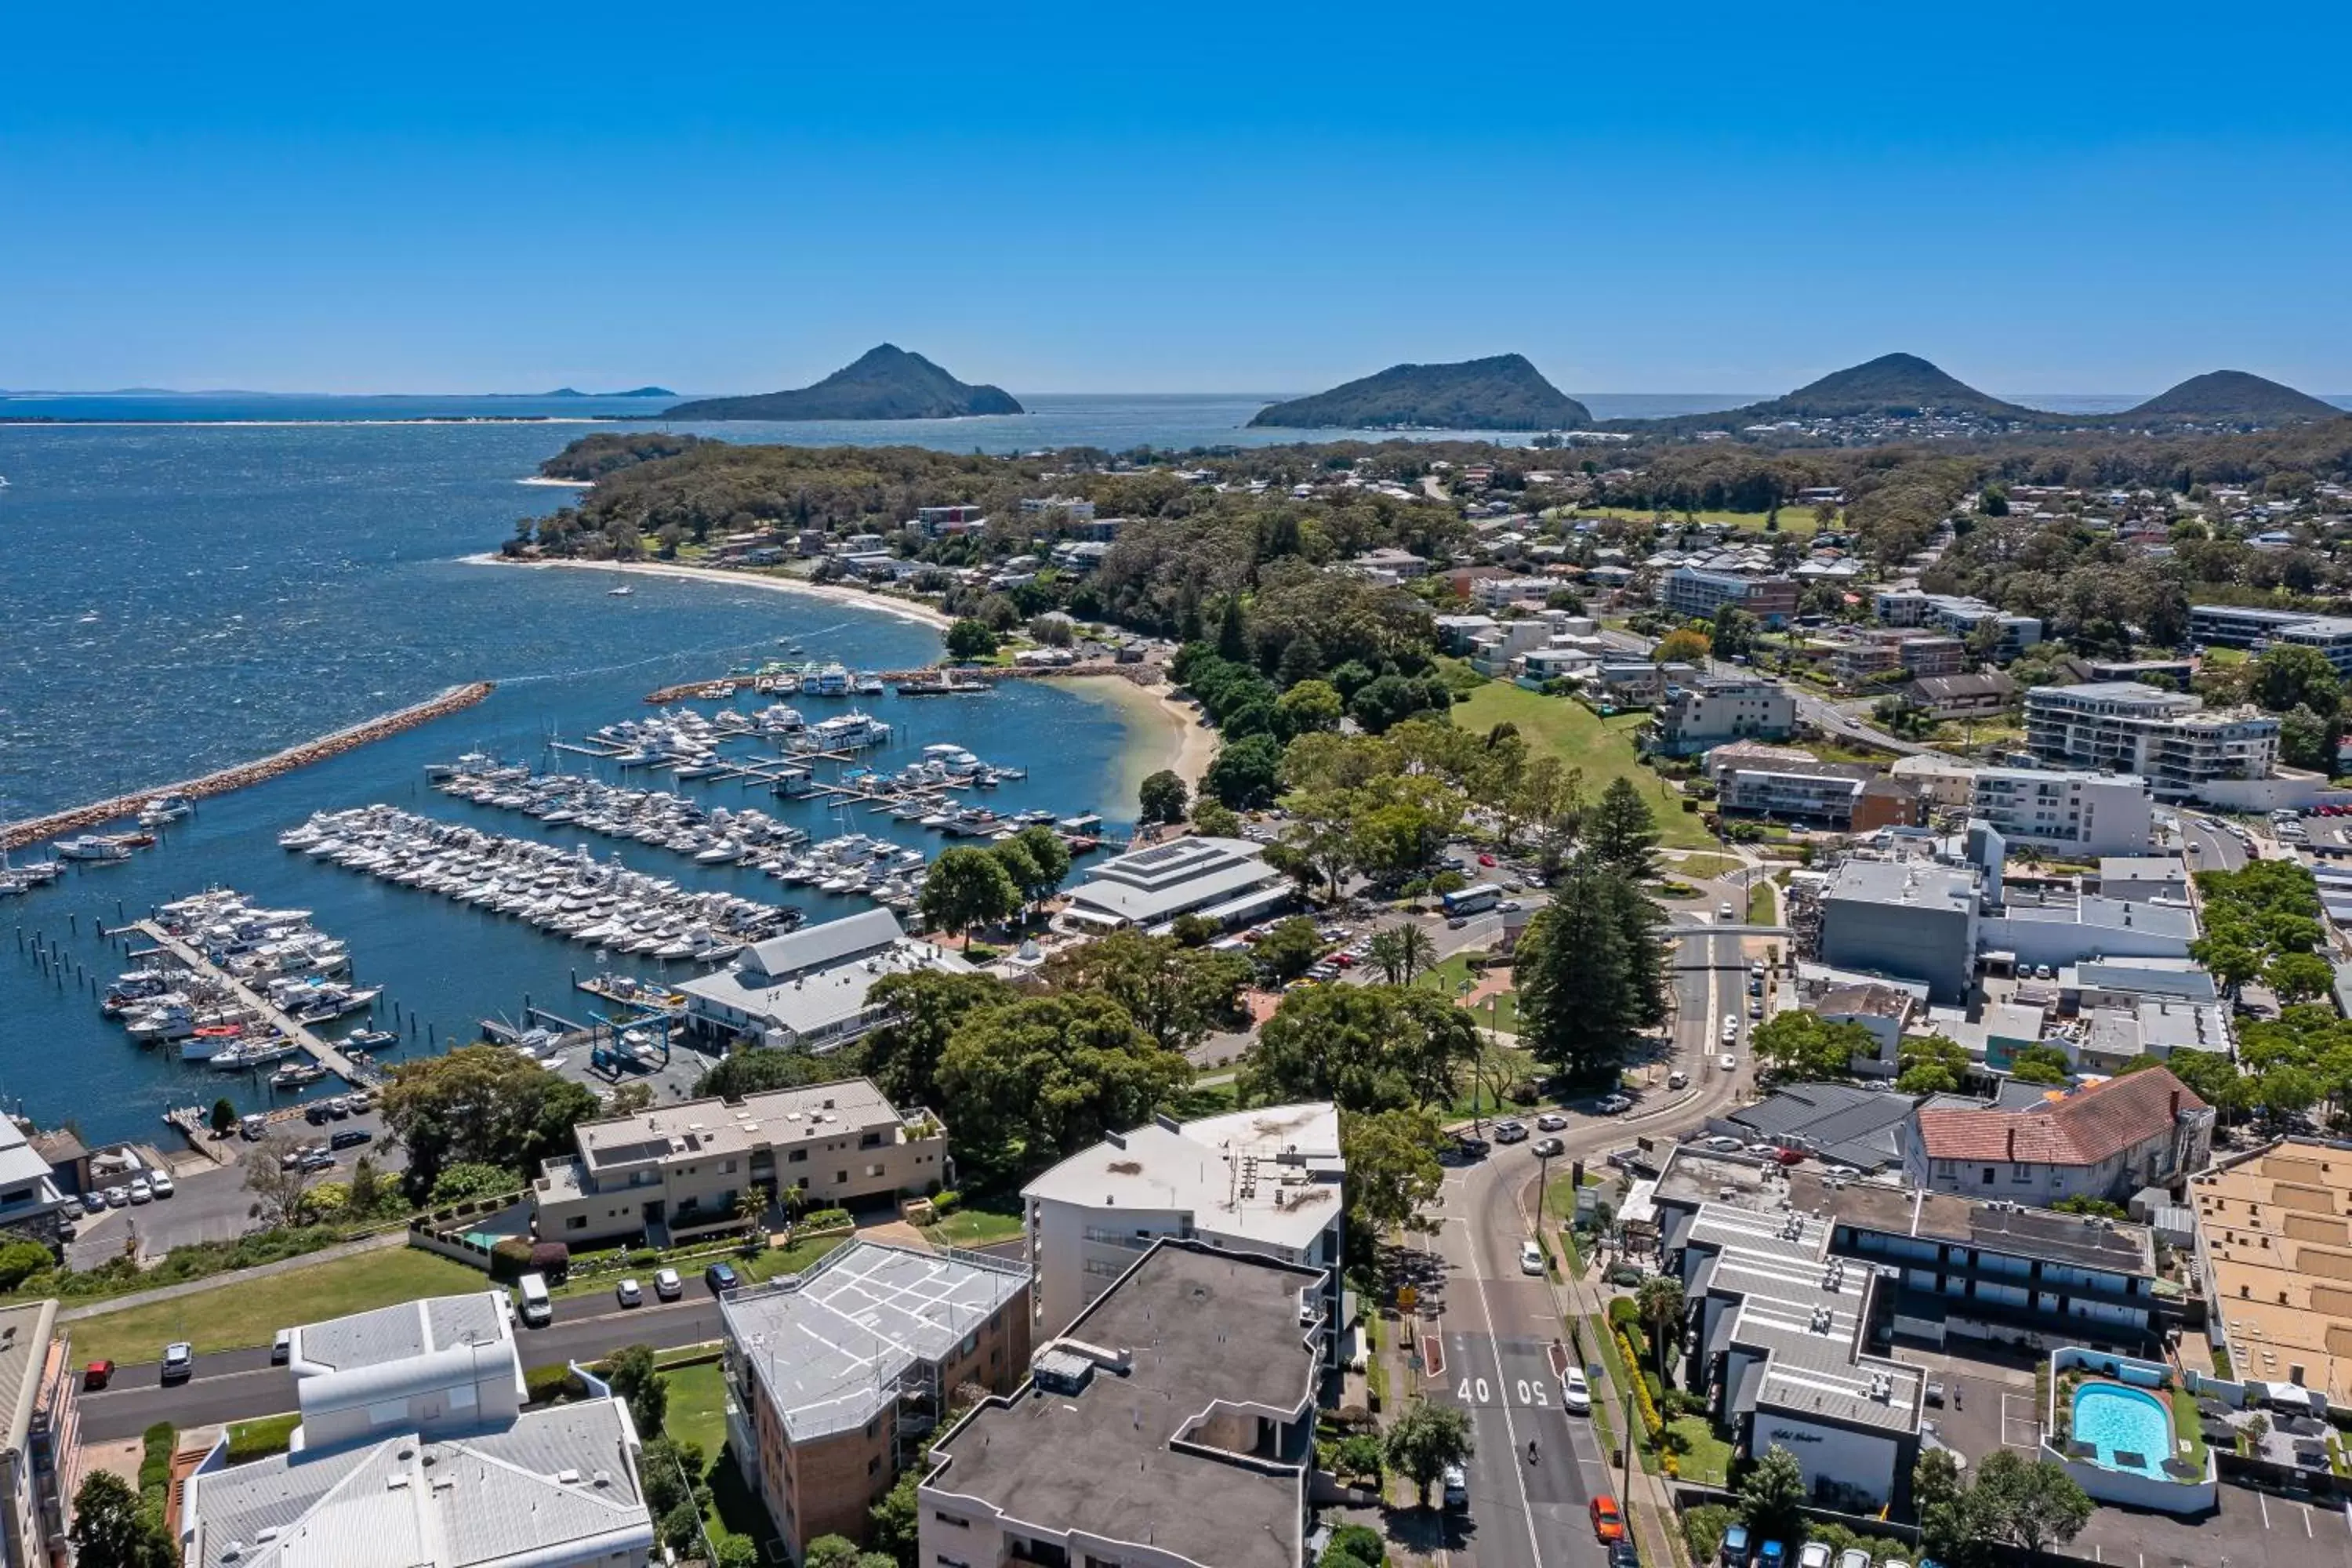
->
[2023,683,2279,799]
[1647,676,1797,757]
[1872,590,2042,659]
[1969,768,2155,855]
[1022,1103,1345,1363]
[2189,604,2352,676]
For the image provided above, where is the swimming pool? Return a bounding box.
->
[2071,1381,2175,1478]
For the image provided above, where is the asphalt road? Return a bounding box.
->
[2176,813,2248,873]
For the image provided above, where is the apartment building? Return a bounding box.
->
[722,1242,1031,1559]
[2190,604,2352,675]
[1648,675,1797,757]
[1828,628,1966,689]
[0,1302,78,1568]
[676,909,976,1051]
[182,1294,655,1568]
[1904,1068,2213,1205]
[2191,1142,2352,1403]
[1969,768,2155,855]
[1022,1103,1345,1362]
[1872,590,2043,660]
[920,1241,1324,1568]
[2023,683,2280,798]
[915,505,987,537]
[1659,566,1798,626]
[532,1077,947,1246]
[1714,757,1920,832]
[1899,672,2016,720]
[1816,858,1982,1003]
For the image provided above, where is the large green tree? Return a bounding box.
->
[1040,929,1250,1055]
[1138,768,1189,826]
[1967,1451,2094,1556]
[1245,984,1483,1114]
[1340,1107,1448,1236]
[1737,1444,1807,1544]
[69,1472,169,1568]
[1513,866,1668,1083]
[935,993,1192,1178]
[1749,1010,1877,1081]
[858,970,1013,1110]
[918,847,1023,946]
[380,1044,601,1202]
[1584,776,1661,880]
[1384,1398,1475,1506]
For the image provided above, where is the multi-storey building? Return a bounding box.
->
[1022,1103,1345,1363]
[532,1077,947,1246]
[2023,683,2279,797]
[1907,1068,2212,1206]
[0,1302,78,1568]
[919,1241,1324,1568]
[1816,858,1981,1003]
[1647,676,1798,757]
[2189,604,2352,675]
[674,909,975,1051]
[1872,590,2042,660]
[1659,567,1798,626]
[1712,758,1921,832]
[1969,768,2154,855]
[722,1242,1030,1559]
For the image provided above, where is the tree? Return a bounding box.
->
[1913,1449,1974,1564]
[1192,798,1243,837]
[804,1539,864,1568]
[430,1160,521,1207]
[2251,643,2342,717]
[638,1436,709,1523]
[209,1097,238,1138]
[1247,985,1483,1114]
[1138,768,1189,826]
[935,993,1192,1179]
[1895,1034,1973,1095]
[1738,1443,1807,1544]
[1385,1397,1475,1506]
[70,1471,165,1568]
[1514,866,1669,1084]
[1203,732,1285,808]
[1217,595,1252,662]
[1969,1450,2093,1555]
[381,1044,601,1202]
[1341,1108,1447,1236]
[1584,777,1661,880]
[1654,626,1712,665]
[2267,949,2335,1004]
[919,847,1023,946]
[1321,1522,1388,1568]
[2007,1043,2074,1086]
[1000,823,1072,909]
[1276,678,1344,736]
[867,1467,923,1566]
[859,970,1012,1109]
[1276,632,1325,688]
[1251,917,1327,985]
[245,1134,324,1228]
[1367,924,1437,985]
[1041,930,1250,1056]
[1710,604,1759,661]
[347,1153,387,1217]
[1749,1011,1875,1081]
[692,1047,833,1098]
[603,1343,666,1436]
[2280,702,2340,771]
[944,618,998,660]
[1636,1274,1686,1394]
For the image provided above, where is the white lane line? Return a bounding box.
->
[2259,1489,2271,1529]
[1463,1203,1549,1568]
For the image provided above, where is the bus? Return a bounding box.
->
[1441,883,1503,916]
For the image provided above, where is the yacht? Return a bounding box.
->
[608,586,635,597]
[55,835,132,863]
[811,662,851,697]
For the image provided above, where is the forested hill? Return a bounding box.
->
[1247,354,1592,430]
[663,345,1023,420]
[2123,370,2343,423]
[1759,353,2040,418]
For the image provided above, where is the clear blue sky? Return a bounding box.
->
[5,2,2347,395]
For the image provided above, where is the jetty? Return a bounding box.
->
[641,660,1161,704]
[3,682,494,851]
[129,920,378,1087]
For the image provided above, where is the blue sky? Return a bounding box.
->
[5,2,2348,394]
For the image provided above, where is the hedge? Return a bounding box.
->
[524,1365,586,1406]
[1616,1328,1663,1440]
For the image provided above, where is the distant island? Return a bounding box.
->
[2122,369,2342,424]
[1248,354,1592,430]
[663,345,1022,421]
[514,387,677,400]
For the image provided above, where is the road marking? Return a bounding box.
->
[1423,1337,1446,1381]
[2259,1489,2271,1529]
[1461,1196,1549,1568]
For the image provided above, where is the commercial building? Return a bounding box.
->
[721,1241,1032,1558]
[1659,567,1798,626]
[2023,683,2279,799]
[1718,1081,1916,1168]
[533,1077,947,1246]
[1905,1068,2212,1205]
[1061,837,1290,935]
[1648,676,1798,757]
[1980,886,2198,975]
[2093,855,2190,902]
[0,1123,71,1244]
[1872,590,2042,660]
[1815,858,1981,1003]
[1022,1103,1345,1361]
[1828,629,1966,689]
[181,1293,655,1568]
[0,1302,77,1568]
[920,1241,1324,1568]
[675,909,975,1051]
[2190,1142,2352,1403]
[1968,768,2155,856]
[1712,757,1920,833]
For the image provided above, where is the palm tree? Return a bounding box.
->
[1367,928,1409,985]
[1636,1275,1686,1396]
[1394,924,1437,985]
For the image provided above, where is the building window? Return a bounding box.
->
[788,1149,808,1164]
[1980,1167,1995,1185]
[2013,1164,2033,1184]
[933,1512,969,1529]
[868,1455,881,1476]
[565,1216,587,1231]
[866,1163,885,1179]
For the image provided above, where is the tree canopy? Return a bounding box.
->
[380,1044,601,1201]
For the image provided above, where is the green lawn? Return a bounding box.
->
[1566,506,1835,538]
[926,1197,1025,1249]
[663,1359,730,1461]
[2167,1383,2209,1468]
[1448,683,1712,848]
[69,1247,487,1366]
[1745,880,1775,924]
[1661,1414,1734,1484]
[227,1412,300,1461]
[740,1234,851,1283]
[1667,853,1743,880]
[1414,954,1519,1033]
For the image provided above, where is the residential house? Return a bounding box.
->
[1904,1068,2212,1205]
[1900,671,2016,720]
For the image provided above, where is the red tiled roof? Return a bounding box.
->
[1915,1067,2205,1166]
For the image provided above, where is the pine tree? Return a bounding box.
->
[1217,594,1251,662]
[1584,776,1661,880]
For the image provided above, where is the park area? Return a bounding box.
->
[65,1246,484,1366]
[1448,681,1712,848]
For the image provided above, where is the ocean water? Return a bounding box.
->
[0,414,1151,1143]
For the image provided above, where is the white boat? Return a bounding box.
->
[55,835,132,863]
[608,586,635,597]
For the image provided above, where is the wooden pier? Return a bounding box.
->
[130,921,379,1087]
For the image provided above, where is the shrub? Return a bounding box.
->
[488,1236,534,1283]
[1323,1524,1387,1566]
[931,1189,961,1215]
[798,1207,854,1233]
[528,1240,572,1282]
[1683,1503,1737,1565]
[524,1364,585,1405]
[1617,1328,1663,1439]
[1662,1388,1708,1419]
[1606,1296,1641,1331]
[0,1240,53,1292]
[430,1162,520,1207]
[137,1424,175,1497]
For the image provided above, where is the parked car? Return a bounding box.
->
[240,1112,269,1140]
[1704,1135,1744,1153]
[615,1278,644,1308]
[299,1148,336,1172]
[705,1261,741,1295]
[59,1199,83,1221]
[1442,1464,1469,1510]
[1799,1544,1832,1568]
[329,1128,372,1150]
[1562,1367,1592,1414]
[1590,1496,1626,1542]
[127,1180,152,1205]
[1834,1551,1870,1568]
[1668,1070,1689,1090]
[161,1342,194,1383]
[1534,1136,1565,1158]
[1519,1240,1546,1276]
[1610,1542,1641,1568]
[653,1268,683,1301]
[1596,1094,1632,1115]
[83,1360,114,1390]
[146,1169,174,1199]
[103,1185,128,1207]
[271,1329,292,1365]
[1493,1120,1528,1144]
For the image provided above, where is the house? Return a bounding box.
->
[1350,546,1430,580]
[721,1242,1031,1558]
[1720,1081,1916,1166]
[1900,671,2016,720]
[1592,660,1682,710]
[919,1241,1324,1568]
[915,505,987,537]
[1712,757,1919,832]
[1889,753,1977,810]
[180,1294,655,1568]
[1810,984,1919,1077]
[1047,541,1111,572]
[673,909,974,1051]
[1968,768,2154,855]
[532,1076,948,1247]
[1060,837,1290,936]
[1904,1068,2212,1204]
[1432,614,1500,654]
[0,1301,78,1568]
[1648,675,1797,757]
[1022,1102,1345,1359]
[2024,683,2280,799]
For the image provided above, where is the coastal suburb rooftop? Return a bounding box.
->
[1022,1102,1345,1252]
[1062,836,1289,933]
[925,1241,1323,1568]
[2193,1142,2352,1403]
[575,1076,909,1171]
[720,1240,1029,1442]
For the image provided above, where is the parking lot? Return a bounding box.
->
[1880,1334,2046,1472]
[2071,1481,2352,1568]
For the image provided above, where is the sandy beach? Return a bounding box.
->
[1066,674,1218,796]
[464,553,956,630]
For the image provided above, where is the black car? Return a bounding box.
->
[705,1261,741,1295]
[329,1128,372,1150]
[1609,1539,1642,1568]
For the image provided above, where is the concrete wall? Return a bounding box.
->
[1747,1414,1905,1511]
[1819,900,1976,1003]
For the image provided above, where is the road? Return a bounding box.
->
[2176,812,2248,873]
[1595,627,1928,757]
[1424,922,1753,1568]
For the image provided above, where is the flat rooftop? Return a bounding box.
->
[2194,1142,2352,1402]
[1022,1102,1344,1252]
[926,1242,1321,1568]
[574,1076,906,1170]
[721,1240,1030,1442]
[1825,858,1977,913]
[289,1292,510,1376]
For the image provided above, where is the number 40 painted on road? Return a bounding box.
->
[1452,1377,1549,1406]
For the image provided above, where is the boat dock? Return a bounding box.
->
[128,920,379,1087]
[641,660,1161,704]
[4,682,494,851]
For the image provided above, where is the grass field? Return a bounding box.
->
[925,1196,1025,1249]
[662,1359,730,1463]
[1448,682,1711,848]
[68,1247,486,1366]
[1746,880,1775,924]
[1666,852,1743,879]
[1566,505,1836,538]
[1413,954,1519,1033]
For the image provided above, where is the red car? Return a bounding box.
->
[1590,1496,1626,1542]
[82,1361,114,1390]
[1773,1147,1805,1166]
[1479,853,1497,866]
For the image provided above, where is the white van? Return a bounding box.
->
[516,1272,553,1328]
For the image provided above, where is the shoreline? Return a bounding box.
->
[462,553,956,630]
[1064,674,1217,795]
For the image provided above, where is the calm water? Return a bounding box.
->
[0,412,1155,1142]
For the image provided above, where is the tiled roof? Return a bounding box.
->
[1915,1067,2204,1165]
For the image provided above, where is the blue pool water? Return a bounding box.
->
[2071,1381,2173,1476]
